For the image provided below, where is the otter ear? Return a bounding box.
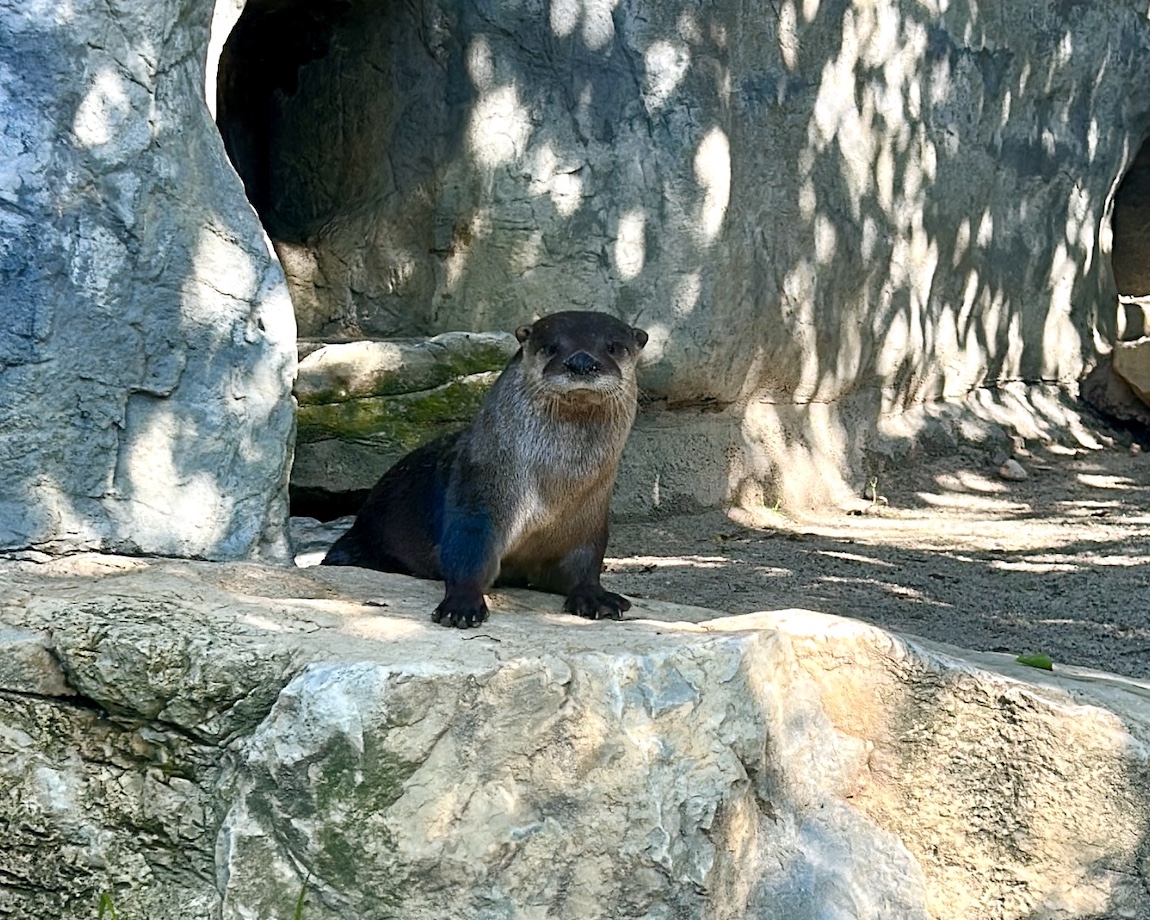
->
[632,327,649,350]
[515,324,533,343]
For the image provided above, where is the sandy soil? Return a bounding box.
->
[605,430,1150,681]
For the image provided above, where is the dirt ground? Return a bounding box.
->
[603,426,1150,682]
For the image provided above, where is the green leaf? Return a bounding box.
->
[97,893,118,920]
[294,876,310,920]
[1016,653,1053,671]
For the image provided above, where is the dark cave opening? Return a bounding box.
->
[214,0,467,520]
[214,0,461,345]
[215,0,352,242]
[1111,141,1150,340]
[216,0,361,521]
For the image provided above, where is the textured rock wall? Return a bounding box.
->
[0,0,296,559]
[2,555,1149,919]
[6,0,1150,552]
[217,0,1150,506]
[219,0,1150,404]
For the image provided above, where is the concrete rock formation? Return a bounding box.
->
[6,0,1150,540]
[215,0,1150,507]
[0,0,295,559]
[0,553,1148,919]
[1112,336,1150,407]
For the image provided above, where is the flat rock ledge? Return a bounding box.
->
[0,555,1148,920]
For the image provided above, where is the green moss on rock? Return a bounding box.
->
[296,372,498,448]
[295,333,516,406]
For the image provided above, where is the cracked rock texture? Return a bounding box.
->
[217,0,1150,506]
[1,553,1148,919]
[224,0,1147,415]
[0,0,295,559]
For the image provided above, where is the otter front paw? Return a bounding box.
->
[432,592,489,628]
[563,585,631,620]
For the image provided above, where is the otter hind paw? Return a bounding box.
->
[563,586,631,620]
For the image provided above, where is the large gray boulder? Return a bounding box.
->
[1,553,1148,919]
[0,0,295,559]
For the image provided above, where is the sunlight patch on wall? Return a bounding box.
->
[693,127,730,243]
[467,35,496,88]
[550,172,584,216]
[952,218,971,267]
[1003,311,1025,380]
[674,271,701,317]
[549,0,619,50]
[181,225,260,328]
[780,258,821,400]
[528,144,585,217]
[115,405,232,553]
[1042,241,1083,381]
[73,67,152,163]
[643,40,690,111]
[446,210,491,293]
[466,37,531,169]
[641,322,672,363]
[69,218,128,307]
[550,0,579,38]
[934,304,986,399]
[736,400,855,511]
[778,1,799,69]
[813,214,837,266]
[468,84,531,168]
[510,230,545,277]
[615,209,646,280]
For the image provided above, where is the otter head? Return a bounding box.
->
[515,311,647,409]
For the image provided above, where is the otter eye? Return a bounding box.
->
[541,343,559,357]
[607,342,625,356]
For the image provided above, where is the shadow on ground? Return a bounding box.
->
[607,436,1150,681]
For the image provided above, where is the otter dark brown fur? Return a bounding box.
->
[322,310,648,627]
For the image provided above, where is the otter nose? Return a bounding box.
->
[563,351,601,376]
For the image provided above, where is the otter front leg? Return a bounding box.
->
[556,541,631,621]
[434,511,500,628]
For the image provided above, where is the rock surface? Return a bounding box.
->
[0,553,1148,919]
[1113,336,1150,407]
[218,0,1148,414]
[8,0,1150,548]
[213,0,1150,508]
[292,332,517,502]
[0,0,297,560]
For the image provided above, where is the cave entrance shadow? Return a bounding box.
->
[1111,137,1150,341]
[215,0,353,242]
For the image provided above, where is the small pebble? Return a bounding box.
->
[1132,443,1143,455]
[997,459,1028,482]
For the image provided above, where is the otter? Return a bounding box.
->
[322,310,648,628]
